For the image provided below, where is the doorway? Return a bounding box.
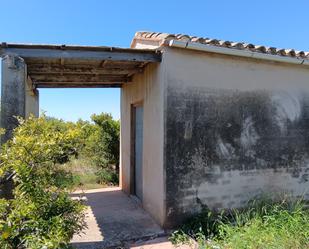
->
[131,103,144,201]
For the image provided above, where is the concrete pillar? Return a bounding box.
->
[1,55,39,142]
[1,55,27,142]
[25,77,39,118]
[0,55,39,198]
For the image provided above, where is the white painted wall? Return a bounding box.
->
[120,59,166,225]
[164,47,309,215]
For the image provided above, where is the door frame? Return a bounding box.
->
[130,100,144,197]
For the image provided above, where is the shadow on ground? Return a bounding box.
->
[70,187,164,249]
[130,236,197,249]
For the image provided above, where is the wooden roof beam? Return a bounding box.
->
[30,74,132,83]
[27,66,143,75]
[35,83,123,88]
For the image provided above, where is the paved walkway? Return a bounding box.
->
[70,187,165,248]
[130,236,197,249]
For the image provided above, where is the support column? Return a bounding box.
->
[25,76,39,118]
[1,55,27,143]
[0,55,28,199]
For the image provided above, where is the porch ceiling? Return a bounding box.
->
[0,43,162,88]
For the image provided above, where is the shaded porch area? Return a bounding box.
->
[70,187,164,248]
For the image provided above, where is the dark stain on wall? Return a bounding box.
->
[164,86,309,227]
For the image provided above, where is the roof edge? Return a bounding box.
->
[132,31,309,65]
[169,40,309,67]
[1,42,160,54]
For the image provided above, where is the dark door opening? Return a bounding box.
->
[131,104,144,201]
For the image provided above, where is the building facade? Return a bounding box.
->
[1,32,309,229]
[121,32,309,228]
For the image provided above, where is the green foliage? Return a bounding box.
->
[169,206,227,246]
[96,168,118,185]
[213,199,309,249]
[62,157,108,190]
[81,113,119,185]
[88,113,120,169]
[0,115,86,249]
[44,113,120,187]
[170,197,309,249]
[169,230,191,245]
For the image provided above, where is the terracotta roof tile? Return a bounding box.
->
[134,31,309,60]
[231,42,245,49]
[268,47,277,55]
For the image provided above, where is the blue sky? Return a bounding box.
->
[0,0,308,121]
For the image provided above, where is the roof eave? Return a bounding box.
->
[169,40,309,67]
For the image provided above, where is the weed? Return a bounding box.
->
[170,196,309,249]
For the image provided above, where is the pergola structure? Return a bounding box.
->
[0,43,161,141]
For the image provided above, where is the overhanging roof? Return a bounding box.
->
[0,43,162,88]
[133,31,309,60]
[132,31,309,66]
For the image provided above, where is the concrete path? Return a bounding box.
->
[70,187,165,249]
[129,236,197,249]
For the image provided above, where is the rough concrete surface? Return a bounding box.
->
[160,46,309,227]
[165,84,309,227]
[70,187,164,249]
[129,236,197,249]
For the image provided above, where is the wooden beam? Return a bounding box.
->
[27,65,143,75]
[35,83,122,88]
[1,47,162,62]
[127,62,149,77]
[31,74,132,83]
[100,60,108,67]
[60,58,65,66]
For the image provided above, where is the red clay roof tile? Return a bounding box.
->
[134,31,309,60]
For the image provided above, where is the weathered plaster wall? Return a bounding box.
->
[163,47,309,227]
[0,56,39,198]
[120,60,166,225]
[1,55,27,143]
[1,56,39,140]
[25,78,39,118]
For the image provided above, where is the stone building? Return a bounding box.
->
[1,31,309,228]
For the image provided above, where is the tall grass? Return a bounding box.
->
[61,157,118,190]
[170,196,309,249]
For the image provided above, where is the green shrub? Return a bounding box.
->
[213,198,309,249]
[81,113,120,186]
[169,206,226,245]
[95,168,118,185]
[86,113,120,169]
[170,197,309,249]
[44,113,120,187]
[0,115,86,249]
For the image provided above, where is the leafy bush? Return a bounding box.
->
[0,115,86,249]
[169,206,226,246]
[44,113,120,187]
[62,157,108,190]
[95,168,118,185]
[82,113,120,185]
[170,197,309,249]
[88,113,120,169]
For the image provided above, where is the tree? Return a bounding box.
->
[91,113,120,167]
[83,113,120,185]
[0,115,85,249]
